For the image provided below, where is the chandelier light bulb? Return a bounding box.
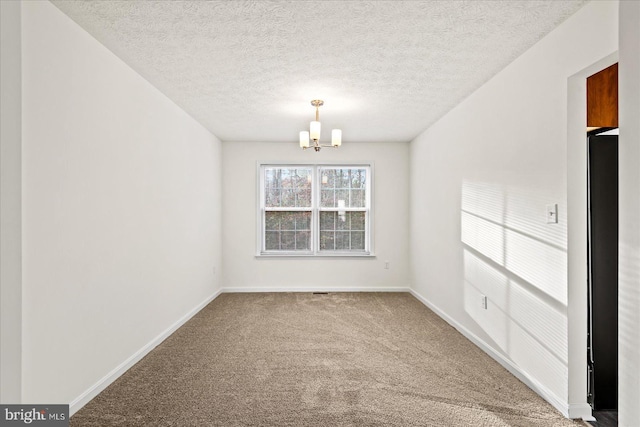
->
[310,121,321,141]
[299,131,310,148]
[299,99,342,152]
[331,129,342,147]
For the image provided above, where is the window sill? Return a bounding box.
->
[256,252,375,259]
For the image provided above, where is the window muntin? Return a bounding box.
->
[265,211,311,251]
[264,167,312,208]
[262,167,312,252]
[259,164,371,256]
[318,167,368,253]
[319,168,367,208]
[319,211,366,251]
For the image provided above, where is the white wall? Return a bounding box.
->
[12,0,635,420]
[409,0,618,417]
[0,0,23,403]
[222,141,409,291]
[618,1,640,425]
[21,1,222,408]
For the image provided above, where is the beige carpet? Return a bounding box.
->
[71,292,587,426]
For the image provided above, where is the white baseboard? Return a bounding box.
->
[409,289,581,420]
[69,288,223,416]
[568,403,595,421]
[70,287,586,421]
[221,286,411,293]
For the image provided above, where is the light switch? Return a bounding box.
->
[546,204,558,224]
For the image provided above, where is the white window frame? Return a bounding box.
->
[257,163,374,257]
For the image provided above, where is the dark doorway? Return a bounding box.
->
[587,130,618,412]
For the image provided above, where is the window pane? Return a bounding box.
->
[320,231,335,251]
[336,212,349,230]
[350,168,366,188]
[351,231,365,250]
[320,211,335,230]
[265,231,280,250]
[265,187,280,207]
[350,189,365,208]
[265,212,280,230]
[293,169,312,207]
[294,212,311,230]
[299,231,313,250]
[320,167,367,208]
[264,211,311,251]
[296,190,311,207]
[335,231,350,250]
[265,169,277,185]
[280,189,295,207]
[335,190,348,209]
[350,212,365,230]
[264,168,281,207]
[320,168,337,208]
[296,231,310,249]
[280,169,292,188]
[281,231,296,250]
[262,165,369,255]
[264,167,311,208]
[321,189,334,207]
[321,170,335,187]
[336,169,350,188]
[279,211,295,230]
[319,211,366,252]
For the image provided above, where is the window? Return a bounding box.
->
[259,164,372,256]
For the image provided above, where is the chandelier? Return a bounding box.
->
[299,100,342,151]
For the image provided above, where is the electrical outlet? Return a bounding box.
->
[384,261,390,269]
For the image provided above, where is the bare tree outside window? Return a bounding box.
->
[260,165,371,255]
[319,168,368,251]
[264,167,312,251]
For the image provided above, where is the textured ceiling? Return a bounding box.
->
[51,0,587,143]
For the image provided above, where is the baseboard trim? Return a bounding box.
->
[69,287,582,420]
[409,289,575,419]
[69,288,223,416]
[568,403,595,421]
[220,286,411,293]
